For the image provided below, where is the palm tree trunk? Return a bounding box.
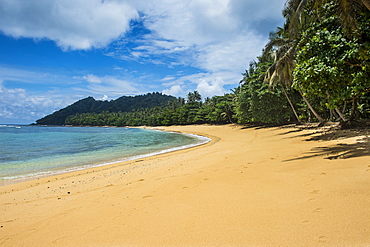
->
[299,90,326,123]
[361,0,370,10]
[350,98,357,120]
[342,101,347,114]
[227,111,233,123]
[280,82,301,123]
[335,108,348,121]
[325,91,348,121]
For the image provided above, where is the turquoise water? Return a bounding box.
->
[0,125,209,183]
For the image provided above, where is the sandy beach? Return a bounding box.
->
[0,124,369,246]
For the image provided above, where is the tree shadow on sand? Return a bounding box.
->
[284,131,370,161]
[240,123,370,160]
[240,123,287,130]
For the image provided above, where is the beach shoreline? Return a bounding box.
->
[1,124,369,246]
[0,126,210,187]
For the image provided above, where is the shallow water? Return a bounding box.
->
[0,125,209,183]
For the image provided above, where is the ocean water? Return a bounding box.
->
[0,125,209,184]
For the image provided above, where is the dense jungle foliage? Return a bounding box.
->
[37,0,370,127]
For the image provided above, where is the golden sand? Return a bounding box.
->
[0,124,369,246]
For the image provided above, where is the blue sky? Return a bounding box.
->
[0,0,285,124]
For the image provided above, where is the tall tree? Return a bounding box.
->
[262,24,326,123]
[263,29,301,122]
[293,1,370,121]
[236,59,294,124]
[186,91,202,103]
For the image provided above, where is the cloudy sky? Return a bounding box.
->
[0,0,286,124]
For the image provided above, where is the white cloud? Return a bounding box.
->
[133,0,237,46]
[122,0,285,94]
[79,74,140,96]
[0,67,140,122]
[0,81,76,123]
[198,32,265,73]
[161,71,236,99]
[0,66,51,84]
[0,0,285,55]
[0,0,285,75]
[130,0,284,48]
[0,0,138,50]
[196,77,226,98]
[0,65,146,122]
[83,74,102,83]
[0,66,146,123]
[161,76,176,82]
[162,85,183,97]
[228,0,286,23]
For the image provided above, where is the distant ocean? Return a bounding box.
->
[0,125,209,184]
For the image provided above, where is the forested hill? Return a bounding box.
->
[36,93,176,125]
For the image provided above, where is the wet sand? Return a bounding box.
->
[0,124,369,246]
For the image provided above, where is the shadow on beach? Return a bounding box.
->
[282,127,370,161]
[240,123,370,160]
[285,138,370,161]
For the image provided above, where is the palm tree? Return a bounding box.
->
[262,47,300,122]
[187,91,202,104]
[262,26,326,123]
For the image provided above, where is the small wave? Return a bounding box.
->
[1,170,56,181]
[0,125,21,128]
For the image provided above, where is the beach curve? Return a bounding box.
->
[0,124,369,246]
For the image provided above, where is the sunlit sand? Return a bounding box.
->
[1,124,369,246]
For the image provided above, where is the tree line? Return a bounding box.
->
[65,91,235,126]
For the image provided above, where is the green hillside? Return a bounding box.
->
[36,92,176,125]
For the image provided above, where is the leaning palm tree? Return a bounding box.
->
[262,26,326,123]
[262,36,300,123]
